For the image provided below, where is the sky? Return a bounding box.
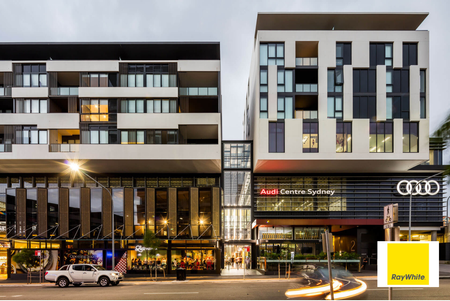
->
[1,0,449,141]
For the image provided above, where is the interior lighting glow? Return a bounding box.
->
[69,163,79,171]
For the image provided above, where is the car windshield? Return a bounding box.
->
[94,266,106,270]
[59,265,69,270]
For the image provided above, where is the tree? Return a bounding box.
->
[142,228,161,278]
[12,249,40,273]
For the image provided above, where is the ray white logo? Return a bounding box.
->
[396,180,440,196]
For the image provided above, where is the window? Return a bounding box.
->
[120,100,145,113]
[403,122,419,153]
[370,43,393,66]
[146,99,177,113]
[277,69,293,93]
[336,122,352,153]
[327,96,343,119]
[353,69,376,94]
[336,43,351,66]
[269,122,284,153]
[260,43,284,66]
[353,96,376,120]
[403,43,418,67]
[327,69,343,93]
[81,99,109,121]
[387,96,409,120]
[277,97,293,119]
[127,64,176,88]
[90,189,102,238]
[386,70,393,93]
[420,70,426,119]
[89,74,108,87]
[369,122,393,153]
[391,69,409,93]
[89,129,109,144]
[22,64,47,87]
[134,188,145,237]
[146,130,178,144]
[303,122,318,153]
[260,96,268,119]
[121,130,145,144]
[16,99,47,113]
[15,126,47,144]
[260,70,268,93]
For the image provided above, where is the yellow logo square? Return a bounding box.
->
[387,243,429,285]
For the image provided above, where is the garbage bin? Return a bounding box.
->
[176,268,186,281]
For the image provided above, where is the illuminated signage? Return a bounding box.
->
[260,188,335,196]
[135,245,153,252]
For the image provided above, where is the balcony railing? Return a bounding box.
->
[296,84,318,93]
[300,110,318,120]
[0,144,12,152]
[296,57,318,66]
[179,87,218,96]
[50,87,79,96]
[49,144,79,152]
[0,87,4,96]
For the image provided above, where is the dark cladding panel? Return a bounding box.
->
[212,187,220,238]
[59,188,69,237]
[80,188,90,237]
[37,188,48,237]
[146,188,155,232]
[16,188,26,237]
[124,188,134,237]
[168,188,177,237]
[102,188,112,237]
[190,188,199,237]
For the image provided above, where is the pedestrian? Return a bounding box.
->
[361,256,368,270]
[231,257,235,268]
[180,260,186,269]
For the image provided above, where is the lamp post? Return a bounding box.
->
[69,163,115,270]
[408,171,445,241]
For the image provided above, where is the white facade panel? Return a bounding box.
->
[46,60,119,72]
[377,65,387,121]
[117,113,221,129]
[284,40,296,68]
[410,65,421,121]
[267,65,278,121]
[177,60,220,72]
[0,113,79,129]
[343,65,353,121]
[0,61,12,72]
[12,87,48,98]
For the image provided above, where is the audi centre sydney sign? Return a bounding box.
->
[396,180,440,196]
[259,188,336,197]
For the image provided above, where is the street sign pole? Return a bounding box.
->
[325,230,334,300]
[384,204,399,300]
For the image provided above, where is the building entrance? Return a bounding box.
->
[224,244,250,270]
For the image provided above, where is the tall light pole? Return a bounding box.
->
[69,163,115,270]
[408,171,445,241]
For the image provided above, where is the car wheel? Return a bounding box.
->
[73,283,82,287]
[111,281,119,286]
[58,277,69,288]
[99,276,110,287]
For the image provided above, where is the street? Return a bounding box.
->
[1,279,450,300]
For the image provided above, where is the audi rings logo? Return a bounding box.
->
[396,180,440,196]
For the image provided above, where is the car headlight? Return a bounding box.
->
[110,272,119,276]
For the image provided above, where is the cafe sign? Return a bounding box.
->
[259,188,336,197]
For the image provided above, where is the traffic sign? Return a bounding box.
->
[35,250,41,256]
[383,223,394,229]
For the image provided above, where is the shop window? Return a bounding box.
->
[155,189,168,237]
[336,122,352,153]
[303,122,318,153]
[369,122,393,153]
[259,227,293,240]
[177,189,190,238]
[403,122,419,153]
[199,188,212,237]
[171,249,215,271]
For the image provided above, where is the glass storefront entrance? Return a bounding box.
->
[224,244,250,269]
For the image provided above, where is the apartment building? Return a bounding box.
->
[0,42,222,277]
[240,13,446,269]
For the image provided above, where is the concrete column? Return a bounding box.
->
[431,231,437,241]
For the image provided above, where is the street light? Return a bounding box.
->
[69,162,116,270]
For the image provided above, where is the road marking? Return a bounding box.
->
[144,292,198,295]
[11,296,23,297]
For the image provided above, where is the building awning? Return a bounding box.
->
[254,218,383,227]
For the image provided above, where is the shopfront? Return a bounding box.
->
[224,244,251,269]
[0,241,9,276]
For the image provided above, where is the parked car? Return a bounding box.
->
[45,264,124,287]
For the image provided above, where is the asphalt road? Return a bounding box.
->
[0,279,450,300]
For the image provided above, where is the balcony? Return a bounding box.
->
[296,110,318,120]
[179,87,218,96]
[0,144,12,152]
[50,87,79,96]
[296,57,318,67]
[49,144,79,152]
[296,84,318,93]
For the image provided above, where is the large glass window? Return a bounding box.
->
[327,96,343,119]
[121,130,145,144]
[277,97,293,119]
[327,69,343,93]
[260,96,268,119]
[16,99,47,113]
[403,122,419,153]
[420,70,426,119]
[353,96,376,120]
[260,70,268,93]
[277,70,293,93]
[223,209,251,240]
[69,189,80,238]
[369,122,393,153]
[47,189,58,236]
[127,64,176,88]
[223,143,251,169]
[177,189,190,238]
[26,189,38,237]
[303,122,318,153]
[134,188,145,237]
[113,188,124,237]
[336,43,351,66]
[22,64,47,87]
[269,122,284,153]
[199,189,212,237]
[155,189,168,237]
[223,171,252,206]
[15,126,47,145]
[6,189,16,236]
[336,122,352,153]
[260,43,284,66]
[90,189,102,238]
[81,99,109,122]
[259,227,293,240]
[403,43,418,67]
